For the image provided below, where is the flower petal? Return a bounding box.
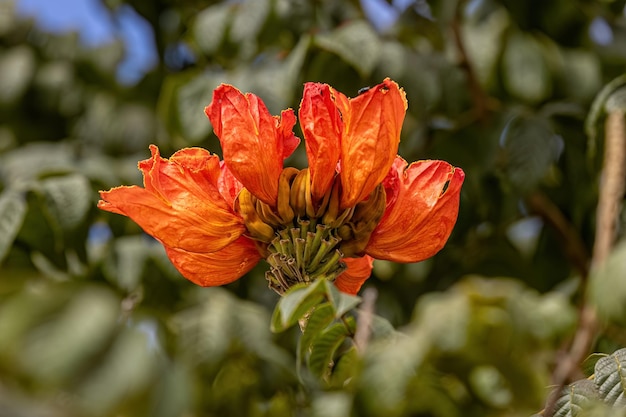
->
[205,84,299,206]
[340,78,407,209]
[165,236,262,286]
[334,256,374,295]
[365,158,464,263]
[300,82,342,202]
[217,161,243,208]
[98,145,245,253]
[277,109,300,159]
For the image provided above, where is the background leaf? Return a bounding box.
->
[589,242,626,326]
[502,31,551,103]
[551,379,599,417]
[0,190,26,263]
[315,20,381,78]
[594,348,626,406]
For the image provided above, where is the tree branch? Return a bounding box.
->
[354,287,378,353]
[525,191,590,278]
[544,110,626,416]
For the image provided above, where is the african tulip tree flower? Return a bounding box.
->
[98,79,464,295]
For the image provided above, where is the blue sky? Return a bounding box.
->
[15,0,158,84]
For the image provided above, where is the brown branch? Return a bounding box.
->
[354,287,378,353]
[544,110,626,416]
[591,111,626,266]
[525,192,590,278]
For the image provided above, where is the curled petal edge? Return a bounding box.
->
[98,145,245,254]
[334,256,374,295]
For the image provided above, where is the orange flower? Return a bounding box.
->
[205,84,300,206]
[98,146,261,286]
[98,79,464,295]
[299,79,406,208]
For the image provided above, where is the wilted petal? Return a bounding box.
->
[165,236,262,286]
[98,145,244,253]
[205,84,299,206]
[334,256,374,295]
[143,146,227,206]
[365,158,464,263]
[340,78,407,208]
[300,82,342,202]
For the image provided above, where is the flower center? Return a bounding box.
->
[235,168,386,294]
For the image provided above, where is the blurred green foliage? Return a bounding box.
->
[1,0,626,415]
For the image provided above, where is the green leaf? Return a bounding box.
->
[551,379,598,417]
[233,35,310,114]
[594,348,626,406]
[325,280,361,318]
[308,322,349,379]
[0,190,26,263]
[230,0,270,45]
[539,349,626,415]
[40,174,91,231]
[81,39,124,73]
[298,303,335,361]
[18,286,120,384]
[328,346,359,389]
[77,325,160,416]
[367,313,397,340]
[462,6,509,87]
[414,290,470,352]
[589,241,626,325]
[233,294,294,371]
[582,353,607,378]
[311,392,353,417]
[173,287,293,374]
[103,235,150,291]
[585,74,626,158]
[271,279,327,333]
[78,154,126,186]
[15,189,64,266]
[193,3,233,55]
[376,40,407,80]
[0,142,74,185]
[0,283,74,358]
[468,365,512,408]
[558,49,601,101]
[176,73,218,142]
[0,45,35,104]
[147,361,192,417]
[502,32,551,103]
[315,20,381,77]
[498,114,563,191]
[173,287,236,363]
